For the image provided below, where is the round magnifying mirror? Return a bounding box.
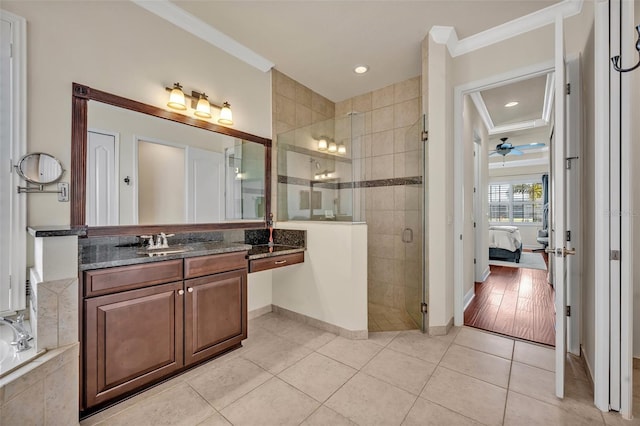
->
[16,153,64,185]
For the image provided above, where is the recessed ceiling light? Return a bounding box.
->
[504,101,519,108]
[354,65,369,74]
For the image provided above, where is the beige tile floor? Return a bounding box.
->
[81,313,638,426]
[368,303,419,332]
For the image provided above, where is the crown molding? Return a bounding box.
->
[489,118,549,135]
[469,92,494,131]
[430,0,583,58]
[542,72,556,123]
[132,0,274,72]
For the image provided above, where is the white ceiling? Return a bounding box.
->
[481,75,547,126]
[169,0,560,102]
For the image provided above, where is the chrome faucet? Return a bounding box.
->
[141,233,174,250]
[0,314,33,352]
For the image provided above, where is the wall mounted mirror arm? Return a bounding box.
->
[15,153,69,201]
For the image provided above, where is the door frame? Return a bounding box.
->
[453,59,555,327]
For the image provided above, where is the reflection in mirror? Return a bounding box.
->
[86,102,265,226]
[16,153,64,185]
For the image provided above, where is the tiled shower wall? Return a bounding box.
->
[271,70,335,220]
[335,77,423,319]
[271,70,424,326]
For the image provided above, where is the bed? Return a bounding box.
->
[489,225,522,263]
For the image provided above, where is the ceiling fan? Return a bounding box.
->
[489,137,545,157]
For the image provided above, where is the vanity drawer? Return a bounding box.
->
[184,251,247,279]
[84,260,183,297]
[249,252,304,273]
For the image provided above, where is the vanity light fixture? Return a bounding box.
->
[328,142,338,153]
[165,82,233,125]
[337,143,346,155]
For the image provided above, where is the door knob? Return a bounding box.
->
[187,287,193,293]
[177,289,184,295]
[544,247,576,257]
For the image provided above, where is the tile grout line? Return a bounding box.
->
[501,336,517,425]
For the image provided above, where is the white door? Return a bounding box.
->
[552,15,568,399]
[87,130,119,226]
[186,147,224,223]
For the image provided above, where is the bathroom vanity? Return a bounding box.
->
[68,83,307,415]
[78,230,305,414]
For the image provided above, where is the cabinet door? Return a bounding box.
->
[184,269,247,365]
[84,281,184,408]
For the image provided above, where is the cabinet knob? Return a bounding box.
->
[187,287,193,293]
[177,289,184,296]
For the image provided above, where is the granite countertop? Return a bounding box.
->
[28,226,87,238]
[79,241,253,271]
[79,241,306,270]
[246,244,306,260]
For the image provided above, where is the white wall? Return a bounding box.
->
[2,1,272,228]
[426,34,455,332]
[272,222,368,332]
[138,141,185,224]
[462,96,490,296]
[248,270,273,313]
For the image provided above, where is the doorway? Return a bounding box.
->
[460,74,554,345]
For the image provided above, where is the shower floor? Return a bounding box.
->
[368,302,419,332]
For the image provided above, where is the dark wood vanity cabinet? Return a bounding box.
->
[83,281,184,408]
[81,252,248,412]
[184,269,247,365]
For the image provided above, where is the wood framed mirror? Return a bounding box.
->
[71,83,271,236]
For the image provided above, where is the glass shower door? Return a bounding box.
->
[403,115,428,332]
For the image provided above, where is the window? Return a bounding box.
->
[488,181,543,224]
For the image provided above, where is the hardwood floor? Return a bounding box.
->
[464,252,555,346]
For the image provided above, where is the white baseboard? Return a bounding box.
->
[581,344,595,388]
[480,266,491,282]
[463,288,475,311]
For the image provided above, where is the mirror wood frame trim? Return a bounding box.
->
[71,83,271,236]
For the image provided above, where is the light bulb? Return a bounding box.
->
[194,93,212,119]
[328,142,337,153]
[318,139,328,151]
[338,144,346,155]
[218,102,234,125]
[167,83,186,110]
